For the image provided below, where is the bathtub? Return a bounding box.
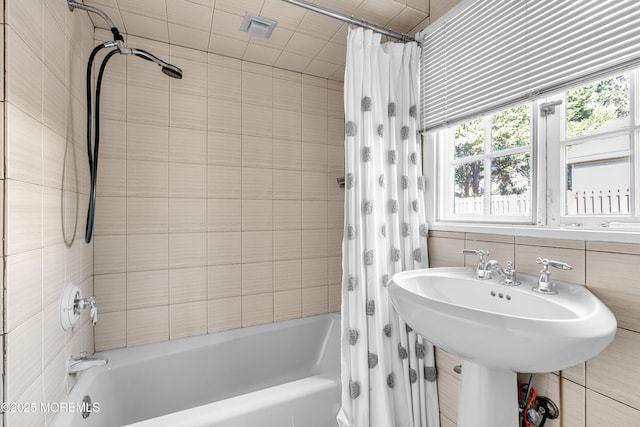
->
[49,313,341,427]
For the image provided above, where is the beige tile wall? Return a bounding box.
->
[429,231,640,427]
[3,0,96,426]
[93,29,344,351]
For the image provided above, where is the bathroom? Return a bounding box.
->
[2,0,639,426]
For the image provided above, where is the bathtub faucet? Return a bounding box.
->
[68,352,108,374]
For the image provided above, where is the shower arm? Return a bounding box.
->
[67,0,124,41]
[65,0,177,72]
[129,48,168,67]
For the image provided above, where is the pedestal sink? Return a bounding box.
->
[388,267,616,427]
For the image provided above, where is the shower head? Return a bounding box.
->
[130,48,183,79]
[161,64,183,79]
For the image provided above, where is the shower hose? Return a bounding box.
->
[84,43,119,243]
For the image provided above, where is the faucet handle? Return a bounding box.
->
[534,258,570,295]
[76,296,98,326]
[462,249,489,261]
[536,257,572,271]
[462,249,490,279]
[90,305,98,326]
[505,260,515,274]
[500,260,520,286]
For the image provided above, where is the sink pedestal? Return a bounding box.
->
[457,361,518,427]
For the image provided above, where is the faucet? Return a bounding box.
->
[461,249,490,278]
[533,257,572,294]
[67,352,108,374]
[484,260,520,286]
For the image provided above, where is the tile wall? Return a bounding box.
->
[428,231,640,427]
[81,0,436,79]
[3,0,97,426]
[91,29,345,351]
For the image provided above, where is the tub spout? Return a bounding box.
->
[68,352,108,374]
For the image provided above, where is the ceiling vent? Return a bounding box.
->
[240,13,278,39]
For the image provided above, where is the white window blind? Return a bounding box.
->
[420,0,640,131]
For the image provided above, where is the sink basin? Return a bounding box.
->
[388,267,616,372]
[388,266,616,427]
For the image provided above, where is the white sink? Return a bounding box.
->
[388,267,616,427]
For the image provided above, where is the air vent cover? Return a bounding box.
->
[240,13,277,39]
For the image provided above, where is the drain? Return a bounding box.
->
[82,395,92,419]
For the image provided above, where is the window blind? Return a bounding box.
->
[420,0,640,131]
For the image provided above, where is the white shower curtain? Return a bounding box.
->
[337,28,439,427]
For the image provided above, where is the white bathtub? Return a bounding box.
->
[50,314,341,427]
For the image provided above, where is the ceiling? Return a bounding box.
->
[83,0,459,81]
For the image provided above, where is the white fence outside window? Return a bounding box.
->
[567,189,631,215]
[455,189,631,216]
[454,194,529,216]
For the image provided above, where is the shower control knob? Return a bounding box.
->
[90,306,98,326]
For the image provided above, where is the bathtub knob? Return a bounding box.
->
[90,305,97,326]
[60,283,99,330]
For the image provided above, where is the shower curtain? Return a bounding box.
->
[337,28,439,427]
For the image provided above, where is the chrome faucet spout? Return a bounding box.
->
[484,260,503,278]
[484,260,520,285]
[68,352,108,374]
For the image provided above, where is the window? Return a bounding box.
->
[551,72,637,227]
[430,70,640,229]
[438,104,533,222]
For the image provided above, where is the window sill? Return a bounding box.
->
[429,222,640,244]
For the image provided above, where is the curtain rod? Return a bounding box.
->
[280,0,418,44]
